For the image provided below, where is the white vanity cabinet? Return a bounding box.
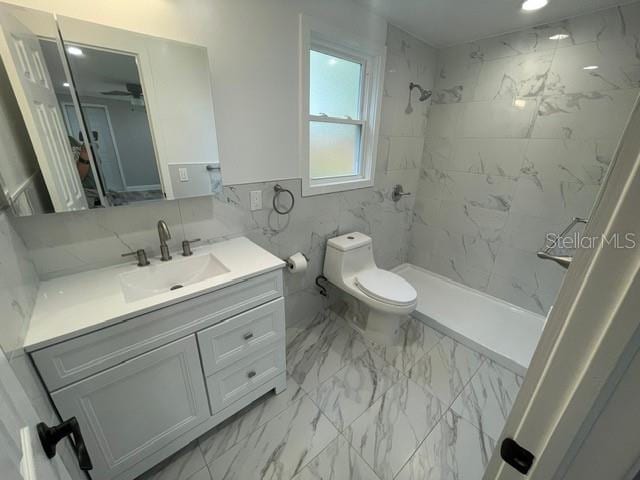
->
[51,335,209,479]
[29,268,286,480]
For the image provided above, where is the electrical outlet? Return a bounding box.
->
[250,190,262,211]
[178,167,189,182]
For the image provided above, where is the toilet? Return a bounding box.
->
[323,232,417,345]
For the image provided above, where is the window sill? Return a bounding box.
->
[302,176,374,197]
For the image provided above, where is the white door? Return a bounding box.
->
[0,348,72,480]
[485,99,640,478]
[82,105,126,192]
[0,6,87,212]
[51,335,210,480]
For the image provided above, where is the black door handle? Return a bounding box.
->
[500,437,534,474]
[37,417,93,471]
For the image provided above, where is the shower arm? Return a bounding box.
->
[409,82,432,101]
[536,217,588,269]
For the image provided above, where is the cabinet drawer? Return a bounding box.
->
[51,335,210,480]
[33,270,283,391]
[197,298,284,376]
[206,343,285,414]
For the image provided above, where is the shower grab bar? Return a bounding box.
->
[536,217,588,269]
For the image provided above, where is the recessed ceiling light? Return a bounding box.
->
[66,46,83,56]
[549,34,569,40]
[513,99,527,109]
[522,0,548,11]
[62,82,70,87]
[583,65,599,70]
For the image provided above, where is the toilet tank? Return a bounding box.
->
[324,232,376,284]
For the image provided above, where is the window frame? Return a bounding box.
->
[299,15,385,196]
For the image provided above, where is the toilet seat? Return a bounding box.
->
[355,269,417,306]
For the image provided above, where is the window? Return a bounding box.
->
[300,16,385,196]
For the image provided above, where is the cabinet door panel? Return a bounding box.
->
[52,335,209,480]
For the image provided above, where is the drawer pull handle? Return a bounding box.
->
[247,370,256,378]
[243,332,254,340]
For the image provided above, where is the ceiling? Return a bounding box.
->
[354,0,628,46]
[40,39,141,100]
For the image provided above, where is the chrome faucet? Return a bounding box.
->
[157,220,172,261]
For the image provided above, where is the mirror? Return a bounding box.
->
[60,44,163,206]
[0,3,221,216]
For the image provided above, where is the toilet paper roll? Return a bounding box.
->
[287,252,308,273]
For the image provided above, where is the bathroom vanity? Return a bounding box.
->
[23,237,286,480]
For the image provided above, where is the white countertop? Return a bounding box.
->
[24,237,285,351]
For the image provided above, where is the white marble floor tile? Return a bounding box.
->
[395,410,496,480]
[285,311,346,352]
[310,348,401,432]
[187,468,213,480]
[198,376,304,464]
[287,322,369,392]
[408,336,484,408]
[138,441,206,480]
[366,317,442,373]
[292,435,380,480]
[344,377,444,480]
[451,360,523,441]
[207,395,339,480]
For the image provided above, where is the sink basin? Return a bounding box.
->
[119,253,230,302]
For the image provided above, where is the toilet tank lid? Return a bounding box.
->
[327,232,372,252]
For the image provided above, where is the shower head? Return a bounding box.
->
[405,82,432,114]
[410,82,432,101]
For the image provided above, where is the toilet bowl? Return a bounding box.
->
[323,232,417,345]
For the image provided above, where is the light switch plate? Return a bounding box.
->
[178,167,189,182]
[250,190,262,211]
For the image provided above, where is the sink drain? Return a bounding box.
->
[170,284,184,291]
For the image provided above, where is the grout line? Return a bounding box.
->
[391,407,445,480]
[338,431,387,480]
[204,462,215,480]
[200,377,306,469]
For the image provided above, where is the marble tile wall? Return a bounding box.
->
[0,211,38,359]
[0,211,85,479]
[409,3,640,314]
[8,24,435,328]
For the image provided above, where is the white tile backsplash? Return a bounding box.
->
[0,211,38,358]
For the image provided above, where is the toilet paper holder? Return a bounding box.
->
[284,252,309,269]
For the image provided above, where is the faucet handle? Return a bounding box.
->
[181,238,201,257]
[391,184,411,202]
[122,249,150,267]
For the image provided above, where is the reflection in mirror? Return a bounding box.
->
[0,4,222,216]
[58,15,223,204]
[60,44,164,206]
[0,4,89,215]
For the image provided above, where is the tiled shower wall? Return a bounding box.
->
[8,24,435,327]
[409,3,640,314]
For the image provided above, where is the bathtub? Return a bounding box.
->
[393,263,546,375]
